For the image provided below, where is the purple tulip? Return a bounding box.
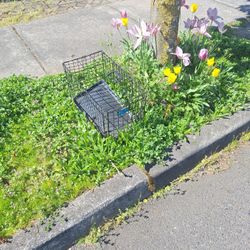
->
[199,48,209,61]
[197,23,211,38]
[172,84,179,91]
[216,21,227,34]
[120,10,128,18]
[171,46,191,66]
[184,18,196,30]
[112,18,122,29]
[196,17,210,28]
[207,8,219,22]
[181,0,189,9]
[147,23,161,36]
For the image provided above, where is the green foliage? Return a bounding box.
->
[0,29,249,237]
[121,39,160,80]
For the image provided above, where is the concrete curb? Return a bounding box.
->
[150,109,250,190]
[1,109,250,250]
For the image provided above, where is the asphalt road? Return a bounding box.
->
[80,140,250,250]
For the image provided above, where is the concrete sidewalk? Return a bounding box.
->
[0,0,249,78]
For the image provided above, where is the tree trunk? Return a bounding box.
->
[151,0,181,64]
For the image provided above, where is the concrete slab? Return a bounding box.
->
[14,7,116,76]
[214,0,250,9]
[0,27,44,78]
[14,0,151,76]
[109,0,151,21]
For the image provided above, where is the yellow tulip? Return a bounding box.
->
[163,67,172,77]
[212,68,221,77]
[207,57,215,67]
[167,73,177,84]
[190,3,198,13]
[173,66,182,75]
[121,18,128,27]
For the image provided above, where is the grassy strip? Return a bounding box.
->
[79,131,250,245]
[0,1,53,28]
[0,0,111,27]
[0,29,249,237]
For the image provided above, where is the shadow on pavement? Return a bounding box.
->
[232,2,250,39]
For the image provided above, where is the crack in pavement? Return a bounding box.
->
[11,25,47,75]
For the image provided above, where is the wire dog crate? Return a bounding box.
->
[63,51,146,137]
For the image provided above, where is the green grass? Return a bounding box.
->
[0,30,249,237]
[0,1,57,28]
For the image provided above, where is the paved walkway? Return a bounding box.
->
[79,139,250,250]
[0,0,249,78]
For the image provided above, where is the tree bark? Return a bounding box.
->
[151,0,181,64]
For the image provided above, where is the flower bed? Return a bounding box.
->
[0,4,249,239]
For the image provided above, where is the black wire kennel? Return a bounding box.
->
[63,51,146,137]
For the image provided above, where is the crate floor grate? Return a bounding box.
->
[74,80,132,136]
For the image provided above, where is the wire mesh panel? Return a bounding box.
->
[63,51,146,136]
[74,80,132,136]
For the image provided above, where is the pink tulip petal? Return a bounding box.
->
[183,57,191,66]
[183,53,191,58]
[205,32,212,38]
[175,46,183,58]
[120,10,128,18]
[134,37,142,49]
[141,20,151,37]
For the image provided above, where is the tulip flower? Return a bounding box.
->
[212,68,221,77]
[163,67,172,77]
[127,20,151,49]
[112,18,122,29]
[190,3,198,13]
[181,0,189,9]
[172,84,179,91]
[173,66,182,75]
[207,8,219,22]
[167,73,178,84]
[217,21,227,34]
[198,48,209,61]
[121,18,128,27]
[119,10,128,27]
[184,17,196,30]
[196,23,211,38]
[207,57,215,67]
[196,17,210,28]
[120,10,128,18]
[147,23,161,36]
[171,46,191,67]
